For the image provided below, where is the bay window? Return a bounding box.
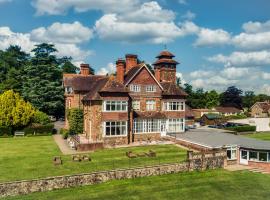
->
[167,118,184,132]
[146,100,156,111]
[133,119,165,133]
[104,121,127,136]
[103,100,128,112]
[164,101,184,111]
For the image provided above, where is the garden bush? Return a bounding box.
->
[23,124,54,135]
[33,111,50,125]
[60,128,69,139]
[225,125,256,132]
[0,126,13,136]
[67,108,83,135]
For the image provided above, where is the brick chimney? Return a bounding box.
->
[125,54,137,72]
[80,64,90,76]
[116,59,125,84]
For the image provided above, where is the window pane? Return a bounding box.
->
[259,152,268,161]
[249,151,258,160]
[227,150,232,159]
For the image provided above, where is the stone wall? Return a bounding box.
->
[0,150,226,198]
[133,133,161,143]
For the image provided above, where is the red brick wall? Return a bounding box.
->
[248,161,270,172]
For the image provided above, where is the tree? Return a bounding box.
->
[62,61,78,74]
[68,108,83,135]
[22,43,64,117]
[205,90,220,109]
[0,90,36,128]
[242,91,256,109]
[220,86,243,109]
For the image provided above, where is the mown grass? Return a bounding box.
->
[245,132,270,141]
[0,136,186,182]
[4,170,270,200]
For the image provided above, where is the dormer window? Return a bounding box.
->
[130,84,141,92]
[146,85,156,92]
[65,87,73,94]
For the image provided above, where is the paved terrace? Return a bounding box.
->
[171,127,270,151]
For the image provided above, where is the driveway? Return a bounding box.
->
[171,127,270,150]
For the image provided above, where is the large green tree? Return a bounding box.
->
[22,43,64,117]
[220,86,243,109]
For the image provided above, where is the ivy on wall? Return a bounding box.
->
[67,108,83,135]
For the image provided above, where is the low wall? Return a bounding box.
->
[0,150,226,198]
[248,161,270,172]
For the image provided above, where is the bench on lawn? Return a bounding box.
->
[14,131,25,137]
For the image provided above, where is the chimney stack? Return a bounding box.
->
[80,64,90,76]
[116,59,125,84]
[125,54,137,72]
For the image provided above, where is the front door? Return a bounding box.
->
[160,123,166,136]
[240,150,248,165]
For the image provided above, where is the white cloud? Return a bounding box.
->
[97,62,116,75]
[207,51,270,67]
[232,32,270,50]
[242,20,270,33]
[176,72,186,85]
[30,21,93,44]
[94,13,186,44]
[181,10,196,20]
[222,67,250,79]
[262,72,270,80]
[258,84,270,94]
[190,70,214,78]
[120,1,175,23]
[32,0,141,15]
[178,0,187,5]
[194,28,231,46]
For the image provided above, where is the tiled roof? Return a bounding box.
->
[215,106,241,113]
[124,65,142,85]
[254,102,270,112]
[63,74,106,91]
[203,113,222,120]
[160,82,187,97]
[134,111,167,119]
[156,50,175,58]
[153,58,179,65]
[100,78,128,93]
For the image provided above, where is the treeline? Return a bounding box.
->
[0,43,94,118]
[182,84,270,110]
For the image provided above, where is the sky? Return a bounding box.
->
[0,0,270,94]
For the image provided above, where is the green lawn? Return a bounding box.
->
[245,132,270,141]
[0,136,186,183]
[4,170,270,200]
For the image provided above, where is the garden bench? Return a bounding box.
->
[14,131,25,137]
[72,155,91,162]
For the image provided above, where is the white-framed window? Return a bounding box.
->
[132,100,140,111]
[248,151,270,162]
[133,119,165,133]
[65,87,73,94]
[103,101,128,112]
[130,84,141,92]
[104,121,127,136]
[227,147,237,160]
[167,118,184,132]
[146,85,156,92]
[146,100,156,111]
[163,101,184,111]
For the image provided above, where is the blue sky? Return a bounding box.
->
[0,0,270,94]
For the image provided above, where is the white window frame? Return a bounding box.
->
[167,118,184,133]
[103,100,128,112]
[146,85,156,92]
[133,119,165,134]
[132,100,140,111]
[227,146,237,160]
[248,151,270,162]
[65,87,73,94]
[103,121,127,137]
[130,84,141,92]
[146,100,156,111]
[163,101,185,111]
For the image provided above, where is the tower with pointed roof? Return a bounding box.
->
[153,50,179,83]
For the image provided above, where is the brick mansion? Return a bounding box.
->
[63,50,187,146]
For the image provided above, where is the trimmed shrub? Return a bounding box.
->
[33,111,50,125]
[225,125,256,132]
[0,126,13,136]
[60,128,69,139]
[23,124,54,135]
[67,108,83,135]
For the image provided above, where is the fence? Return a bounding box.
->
[0,150,227,198]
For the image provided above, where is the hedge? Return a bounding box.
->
[0,126,13,136]
[60,128,69,139]
[23,124,54,135]
[67,108,83,135]
[225,125,256,132]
